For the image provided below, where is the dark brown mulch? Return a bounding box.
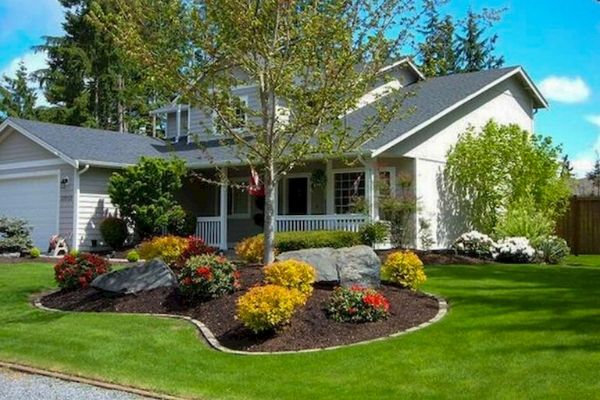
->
[376,249,491,265]
[41,266,439,353]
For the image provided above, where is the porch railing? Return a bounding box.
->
[275,214,368,233]
[195,217,221,247]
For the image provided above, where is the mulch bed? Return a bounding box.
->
[41,266,439,353]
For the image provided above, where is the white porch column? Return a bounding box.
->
[364,159,378,221]
[326,160,334,214]
[152,114,156,137]
[219,168,228,250]
[176,104,181,142]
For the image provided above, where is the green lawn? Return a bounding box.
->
[1,261,599,399]
[565,254,600,268]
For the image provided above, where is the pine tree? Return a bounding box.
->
[586,153,600,197]
[418,1,457,77]
[34,0,173,132]
[0,62,38,121]
[456,10,504,73]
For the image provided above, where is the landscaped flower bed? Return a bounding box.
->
[40,265,439,352]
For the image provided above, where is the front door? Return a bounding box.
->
[287,177,308,215]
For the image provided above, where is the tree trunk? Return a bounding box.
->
[263,168,277,264]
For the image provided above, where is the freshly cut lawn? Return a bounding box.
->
[1,261,599,399]
[565,254,600,267]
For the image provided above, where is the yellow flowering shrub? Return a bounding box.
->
[235,235,265,263]
[263,259,316,298]
[138,235,188,265]
[381,250,426,291]
[236,285,305,333]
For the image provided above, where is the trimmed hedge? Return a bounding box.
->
[269,230,361,252]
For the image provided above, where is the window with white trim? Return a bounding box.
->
[214,96,248,134]
[227,178,250,217]
[334,171,365,214]
[378,167,396,198]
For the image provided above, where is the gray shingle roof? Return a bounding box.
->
[7,118,166,166]
[4,66,533,168]
[348,66,522,151]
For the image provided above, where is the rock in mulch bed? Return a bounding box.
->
[41,266,439,353]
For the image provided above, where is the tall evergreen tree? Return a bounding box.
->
[586,152,600,197]
[0,62,38,122]
[34,0,174,133]
[418,1,457,77]
[456,10,504,73]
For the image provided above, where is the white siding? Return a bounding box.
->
[0,128,56,164]
[382,75,535,248]
[77,168,117,251]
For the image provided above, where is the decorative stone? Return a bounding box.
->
[336,245,381,288]
[91,259,178,295]
[276,245,381,287]
[276,248,339,282]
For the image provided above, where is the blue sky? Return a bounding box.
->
[1,0,598,176]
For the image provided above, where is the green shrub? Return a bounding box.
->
[127,250,140,262]
[359,221,390,246]
[108,157,187,240]
[167,210,197,237]
[54,253,111,290]
[535,236,570,265]
[494,201,554,245]
[0,216,33,253]
[178,254,239,301]
[30,247,41,258]
[326,286,390,323]
[274,230,361,252]
[100,217,128,250]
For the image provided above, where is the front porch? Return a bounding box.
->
[179,157,416,249]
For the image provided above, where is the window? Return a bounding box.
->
[214,96,248,134]
[334,171,365,214]
[227,179,250,217]
[378,167,396,198]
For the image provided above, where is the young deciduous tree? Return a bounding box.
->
[0,62,38,121]
[95,0,422,262]
[444,120,571,234]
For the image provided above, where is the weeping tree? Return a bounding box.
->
[93,0,424,262]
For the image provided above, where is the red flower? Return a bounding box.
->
[182,276,193,286]
[350,284,365,292]
[78,276,89,288]
[348,307,358,315]
[195,266,213,280]
[363,292,390,312]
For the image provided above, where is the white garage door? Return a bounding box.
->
[0,173,59,250]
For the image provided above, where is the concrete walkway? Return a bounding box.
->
[0,368,148,400]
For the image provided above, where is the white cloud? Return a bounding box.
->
[586,115,600,129]
[1,51,50,107]
[571,116,600,177]
[1,51,49,78]
[538,76,591,104]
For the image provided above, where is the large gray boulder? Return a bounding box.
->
[337,245,381,288]
[276,245,381,288]
[91,259,178,295]
[277,248,339,282]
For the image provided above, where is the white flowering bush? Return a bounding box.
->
[494,237,536,263]
[452,231,497,259]
[535,236,570,265]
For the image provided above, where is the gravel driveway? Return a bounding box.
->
[0,368,149,400]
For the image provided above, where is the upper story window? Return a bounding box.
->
[214,96,248,134]
[334,170,365,214]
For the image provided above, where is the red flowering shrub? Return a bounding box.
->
[54,253,111,290]
[326,285,390,323]
[176,236,216,268]
[177,254,239,301]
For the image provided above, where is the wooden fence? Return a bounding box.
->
[556,196,600,255]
